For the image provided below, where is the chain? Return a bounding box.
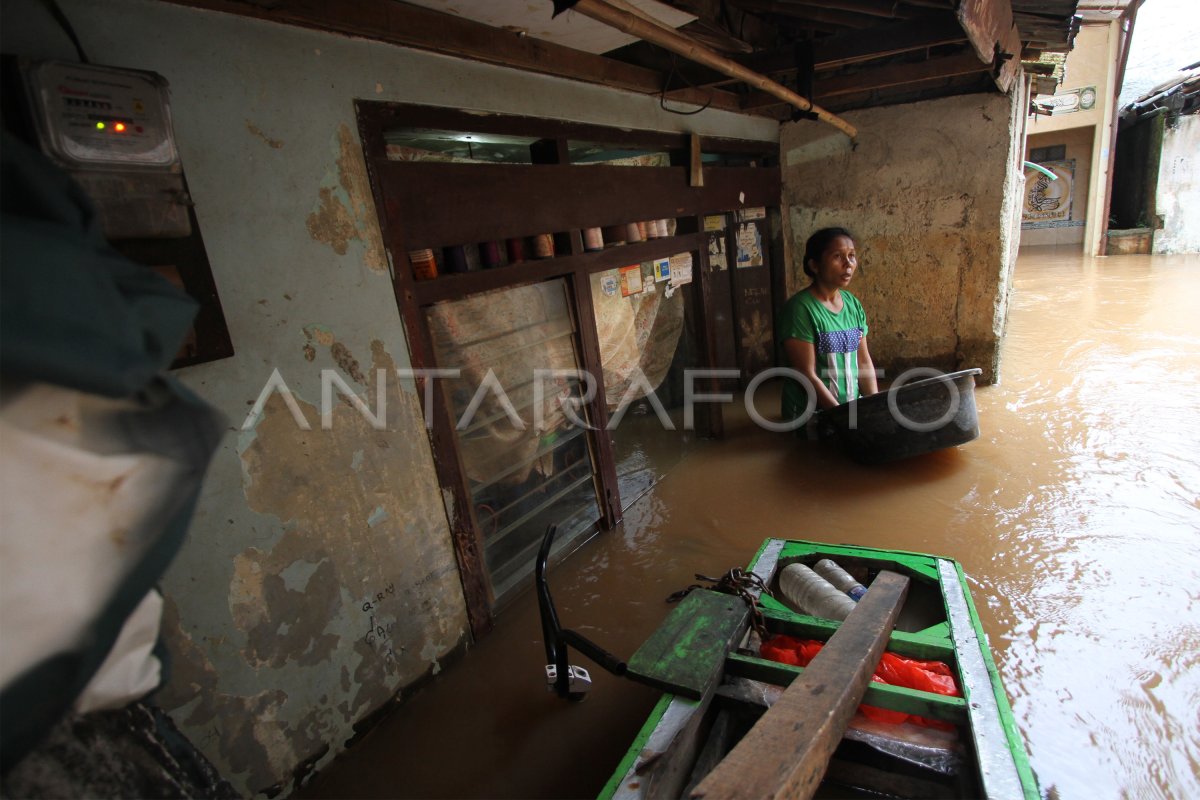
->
[667,567,772,639]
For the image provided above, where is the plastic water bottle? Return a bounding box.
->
[778,564,857,621]
[814,558,868,601]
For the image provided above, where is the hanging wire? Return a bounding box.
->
[40,0,89,63]
[659,53,712,116]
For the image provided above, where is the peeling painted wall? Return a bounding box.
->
[1153,114,1200,254]
[780,90,1022,384]
[0,0,777,795]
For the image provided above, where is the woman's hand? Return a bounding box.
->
[858,336,879,397]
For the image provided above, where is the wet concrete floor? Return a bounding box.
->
[305,246,1200,799]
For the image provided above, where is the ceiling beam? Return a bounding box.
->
[734,0,881,29]
[740,0,920,20]
[738,15,969,75]
[740,49,990,110]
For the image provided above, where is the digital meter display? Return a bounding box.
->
[25,60,179,169]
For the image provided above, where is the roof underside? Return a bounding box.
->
[170,0,1084,120]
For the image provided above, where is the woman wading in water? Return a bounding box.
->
[778,227,878,423]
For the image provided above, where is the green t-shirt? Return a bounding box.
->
[778,288,869,419]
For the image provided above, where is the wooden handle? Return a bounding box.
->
[691,569,911,800]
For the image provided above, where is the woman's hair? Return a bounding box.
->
[803,227,855,278]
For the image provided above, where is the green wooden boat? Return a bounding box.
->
[591,538,1039,800]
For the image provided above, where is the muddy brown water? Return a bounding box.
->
[305,247,1200,799]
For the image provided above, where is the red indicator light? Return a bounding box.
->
[114,122,127,133]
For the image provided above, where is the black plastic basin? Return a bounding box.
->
[815,368,983,464]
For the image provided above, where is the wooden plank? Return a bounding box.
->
[611,695,718,800]
[411,233,705,306]
[627,590,750,699]
[728,217,774,385]
[698,213,739,428]
[738,16,968,75]
[734,47,988,109]
[787,0,918,19]
[376,161,781,250]
[691,212,724,438]
[570,269,622,529]
[958,0,1018,91]
[691,571,910,800]
[815,50,990,99]
[722,654,969,724]
[690,134,704,187]
[733,0,879,29]
[996,20,1023,92]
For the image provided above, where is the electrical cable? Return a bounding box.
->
[40,0,89,63]
[657,52,710,115]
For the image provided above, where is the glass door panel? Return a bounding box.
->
[589,261,697,507]
[425,279,599,601]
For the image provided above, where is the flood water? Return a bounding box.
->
[305,246,1200,800]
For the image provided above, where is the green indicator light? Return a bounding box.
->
[96,121,106,130]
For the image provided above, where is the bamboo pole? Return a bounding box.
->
[563,0,858,141]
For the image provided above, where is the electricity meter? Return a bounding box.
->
[21,60,190,239]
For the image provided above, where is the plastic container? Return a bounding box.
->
[409,248,437,281]
[506,237,526,263]
[813,558,867,601]
[778,563,857,621]
[532,233,555,259]
[582,228,604,251]
[478,241,503,269]
[602,225,626,246]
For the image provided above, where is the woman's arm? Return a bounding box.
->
[857,336,878,397]
[783,338,841,410]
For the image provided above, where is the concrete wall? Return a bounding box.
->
[780,90,1023,384]
[1021,125,1096,246]
[0,0,776,795]
[1154,114,1200,254]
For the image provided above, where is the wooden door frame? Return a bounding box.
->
[357,101,779,638]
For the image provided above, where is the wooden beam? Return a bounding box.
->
[412,234,706,306]
[958,0,1020,91]
[741,50,989,110]
[739,15,967,75]
[775,0,920,19]
[691,571,911,800]
[733,0,880,29]
[815,49,988,97]
[159,0,749,111]
[376,161,780,250]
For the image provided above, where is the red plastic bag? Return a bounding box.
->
[759,635,959,729]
